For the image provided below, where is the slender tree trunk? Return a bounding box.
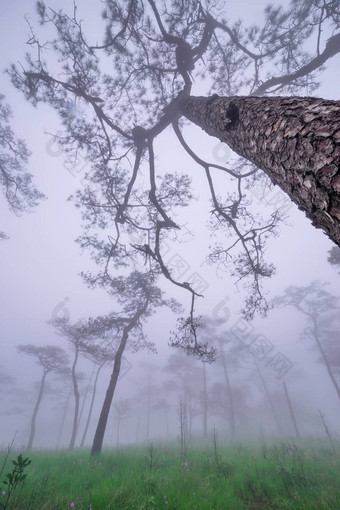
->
[76,364,95,440]
[182,384,190,440]
[255,362,282,435]
[91,302,148,455]
[283,381,300,438]
[90,330,128,455]
[180,95,340,246]
[187,392,192,440]
[218,342,235,439]
[145,389,151,443]
[26,370,48,451]
[69,346,80,450]
[79,362,105,448]
[56,387,72,449]
[178,398,187,455]
[202,363,208,440]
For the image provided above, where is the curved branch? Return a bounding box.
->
[147,0,182,45]
[214,19,260,60]
[24,71,131,140]
[252,32,340,96]
[116,142,144,223]
[89,0,135,51]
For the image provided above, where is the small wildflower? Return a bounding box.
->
[1,490,6,495]
[70,503,75,507]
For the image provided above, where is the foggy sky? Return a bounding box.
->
[1,0,340,448]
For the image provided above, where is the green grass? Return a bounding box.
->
[1,439,340,509]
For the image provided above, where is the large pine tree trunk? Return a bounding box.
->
[180,95,340,245]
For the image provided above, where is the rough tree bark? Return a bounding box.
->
[180,95,340,245]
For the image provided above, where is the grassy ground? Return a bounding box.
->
[1,438,340,509]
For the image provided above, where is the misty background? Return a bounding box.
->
[0,0,339,450]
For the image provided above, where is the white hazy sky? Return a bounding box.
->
[0,0,340,445]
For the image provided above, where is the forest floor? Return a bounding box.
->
[1,438,340,509]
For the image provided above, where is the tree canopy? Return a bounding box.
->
[7,0,340,340]
[0,94,45,238]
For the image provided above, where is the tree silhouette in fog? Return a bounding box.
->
[48,316,102,449]
[273,281,340,403]
[17,344,69,451]
[89,270,181,455]
[79,344,116,448]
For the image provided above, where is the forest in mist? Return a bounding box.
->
[1,0,340,507]
[0,0,339,468]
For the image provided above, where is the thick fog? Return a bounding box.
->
[1,0,340,453]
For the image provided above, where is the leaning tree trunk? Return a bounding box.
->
[180,95,340,246]
[283,381,300,439]
[312,318,340,402]
[90,329,129,455]
[91,301,148,456]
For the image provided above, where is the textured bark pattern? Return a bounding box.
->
[180,95,340,246]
